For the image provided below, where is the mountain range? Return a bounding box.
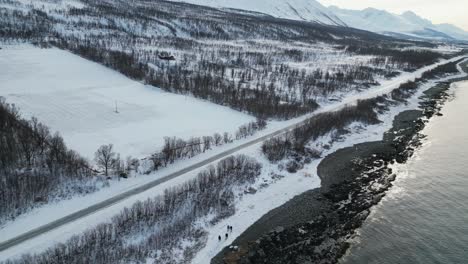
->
[170,0,468,41]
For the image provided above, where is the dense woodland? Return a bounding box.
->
[262,97,387,162]
[421,59,462,79]
[0,98,94,224]
[391,58,464,101]
[263,59,466,162]
[4,155,262,264]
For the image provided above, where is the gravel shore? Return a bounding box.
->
[212,109,426,264]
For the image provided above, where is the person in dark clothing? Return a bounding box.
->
[218,235,221,241]
[225,233,228,239]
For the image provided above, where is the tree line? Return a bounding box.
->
[391,59,466,101]
[420,58,464,79]
[262,58,467,162]
[262,97,386,162]
[0,98,94,224]
[347,45,442,71]
[92,118,267,177]
[143,118,266,172]
[5,155,262,264]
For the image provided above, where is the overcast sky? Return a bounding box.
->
[318,0,468,31]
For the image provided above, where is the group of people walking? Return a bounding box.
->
[218,225,233,241]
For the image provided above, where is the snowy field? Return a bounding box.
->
[0,45,255,159]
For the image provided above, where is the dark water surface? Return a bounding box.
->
[342,81,468,264]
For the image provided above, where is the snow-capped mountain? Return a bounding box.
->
[329,7,468,41]
[432,23,468,41]
[328,7,420,33]
[170,0,468,41]
[169,0,347,26]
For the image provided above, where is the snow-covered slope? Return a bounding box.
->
[329,6,468,41]
[434,23,468,41]
[170,0,468,41]
[328,7,419,33]
[169,0,346,26]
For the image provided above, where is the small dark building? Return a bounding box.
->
[158,51,175,61]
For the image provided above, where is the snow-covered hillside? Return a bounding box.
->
[170,0,468,41]
[5,0,433,122]
[0,45,255,159]
[169,0,346,26]
[329,7,468,41]
[329,7,420,33]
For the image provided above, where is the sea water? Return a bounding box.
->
[342,81,468,264]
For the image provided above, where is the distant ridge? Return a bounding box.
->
[169,0,468,41]
[329,6,468,41]
[168,0,347,26]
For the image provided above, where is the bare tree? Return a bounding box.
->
[213,133,222,146]
[95,144,116,176]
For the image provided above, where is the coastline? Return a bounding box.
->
[212,60,468,264]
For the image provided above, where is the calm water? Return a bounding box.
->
[342,81,468,264]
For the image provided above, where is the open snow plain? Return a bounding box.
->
[0,45,255,159]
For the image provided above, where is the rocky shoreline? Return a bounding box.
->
[212,61,468,264]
